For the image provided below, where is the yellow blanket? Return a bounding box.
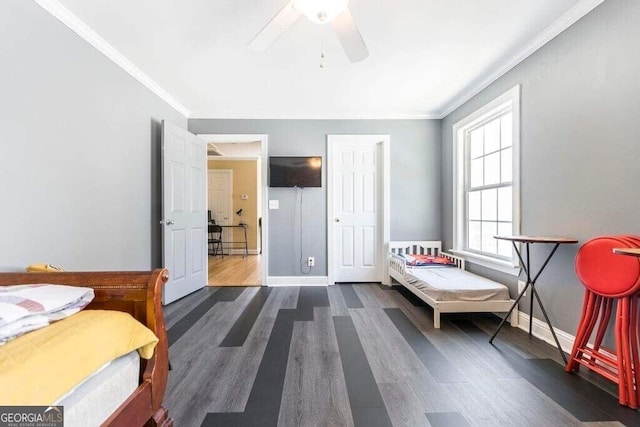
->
[0,310,158,405]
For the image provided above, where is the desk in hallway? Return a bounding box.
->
[219,224,249,257]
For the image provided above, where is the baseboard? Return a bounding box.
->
[517,312,575,354]
[228,249,260,255]
[267,276,329,287]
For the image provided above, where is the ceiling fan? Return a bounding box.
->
[248,0,369,63]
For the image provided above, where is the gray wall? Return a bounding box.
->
[441,0,640,334]
[189,119,441,276]
[0,1,186,271]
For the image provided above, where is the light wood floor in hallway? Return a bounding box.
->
[208,254,261,286]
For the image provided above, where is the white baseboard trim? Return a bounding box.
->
[227,249,260,255]
[517,312,575,354]
[267,276,329,287]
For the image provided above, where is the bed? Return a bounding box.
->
[389,241,518,329]
[0,269,172,427]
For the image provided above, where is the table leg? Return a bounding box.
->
[489,279,531,343]
[243,226,248,257]
[526,243,533,335]
[528,244,566,362]
[491,242,567,364]
[490,241,530,341]
[530,284,567,364]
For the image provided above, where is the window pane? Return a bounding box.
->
[457,91,518,264]
[481,222,498,254]
[470,128,483,159]
[484,152,500,186]
[468,221,481,251]
[484,119,500,153]
[481,188,497,221]
[470,158,483,188]
[468,191,481,221]
[501,113,513,148]
[497,222,513,256]
[497,186,512,222]
[501,147,512,183]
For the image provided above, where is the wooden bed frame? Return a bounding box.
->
[0,269,173,427]
[389,241,518,329]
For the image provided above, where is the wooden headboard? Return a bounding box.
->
[0,269,171,426]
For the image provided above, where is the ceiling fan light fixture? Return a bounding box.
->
[293,0,349,24]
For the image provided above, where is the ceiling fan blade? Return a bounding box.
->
[247,0,302,52]
[332,8,369,63]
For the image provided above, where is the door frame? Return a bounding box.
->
[327,135,391,286]
[198,134,268,287]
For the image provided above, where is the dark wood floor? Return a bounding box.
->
[163,284,639,426]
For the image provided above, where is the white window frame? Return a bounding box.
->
[452,85,521,276]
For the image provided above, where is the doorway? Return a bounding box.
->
[199,134,268,287]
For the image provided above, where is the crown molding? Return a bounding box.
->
[188,111,441,120]
[34,0,603,123]
[35,0,190,118]
[439,0,604,119]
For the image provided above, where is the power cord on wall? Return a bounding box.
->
[298,187,312,274]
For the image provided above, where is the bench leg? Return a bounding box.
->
[510,308,519,327]
[434,309,441,329]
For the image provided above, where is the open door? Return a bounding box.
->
[161,120,207,304]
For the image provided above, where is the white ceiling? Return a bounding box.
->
[45,0,595,119]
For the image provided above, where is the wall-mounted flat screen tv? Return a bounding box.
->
[269,156,322,188]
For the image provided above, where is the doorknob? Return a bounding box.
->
[162,219,175,226]
[335,218,340,222]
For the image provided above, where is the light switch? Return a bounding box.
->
[241,194,249,200]
[269,200,279,210]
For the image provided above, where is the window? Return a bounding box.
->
[453,86,520,274]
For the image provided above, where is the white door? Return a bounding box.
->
[162,120,207,304]
[207,170,232,226]
[329,135,389,283]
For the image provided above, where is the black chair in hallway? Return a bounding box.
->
[208,224,223,258]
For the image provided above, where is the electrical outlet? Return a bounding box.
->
[307,257,315,267]
[518,280,526,296]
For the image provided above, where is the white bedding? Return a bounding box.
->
[0,284,94,344]
[56,351,140,427]
[406,267,510,302]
